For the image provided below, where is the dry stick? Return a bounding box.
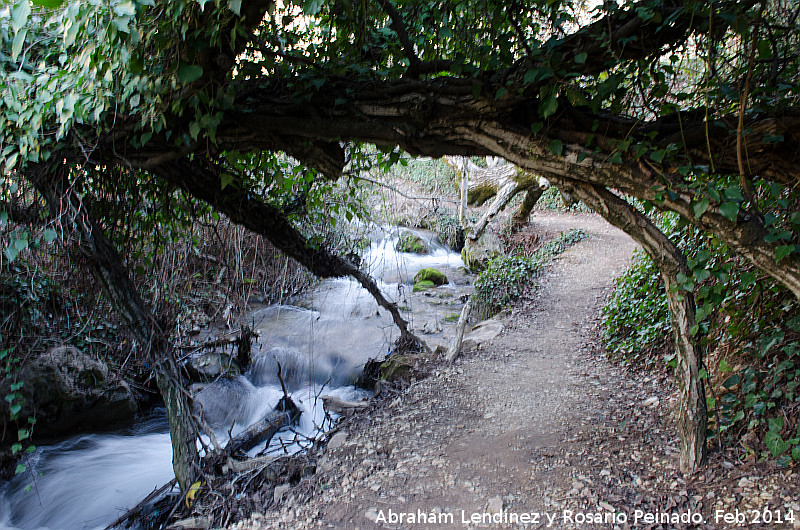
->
[354,173,458,204]
[446,300,473,363]
[737,0,766,203]
[274,355,289,399]
[103,479,178,530]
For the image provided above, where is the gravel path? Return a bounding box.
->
[231,212,800,530]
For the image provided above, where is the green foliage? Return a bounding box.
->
[602,249,671,362]
[536,187,591,213]
[472,229,587,318]
[0,334,36,476]
[388,157,457,195]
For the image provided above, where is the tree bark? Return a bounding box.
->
[562,180,707,474]
[446,301,472,363]
[227,396,301,454]
[31,164,201,492]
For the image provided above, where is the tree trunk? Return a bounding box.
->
[32,165,202,492]
[562,180,707,475]
[446,301,472,362]
[511,186,545,226]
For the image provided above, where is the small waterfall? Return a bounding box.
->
[0,226,466,529]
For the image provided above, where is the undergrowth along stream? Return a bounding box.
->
[472,229,588,319]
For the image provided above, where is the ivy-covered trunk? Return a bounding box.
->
[563,180,707,474]
[33,165,201,492]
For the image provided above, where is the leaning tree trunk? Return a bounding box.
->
[444,156,549,239]
[32,164,202,492]
[563,179,707,475]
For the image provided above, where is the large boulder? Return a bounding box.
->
[461,233,505,271]
[5,346,138,438]
[187,350,241,381]
[462,319,505,351]
[395,232,428,254]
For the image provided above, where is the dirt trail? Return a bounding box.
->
[234,212,800,530]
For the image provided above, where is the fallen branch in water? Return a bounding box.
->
[226,396,301,455]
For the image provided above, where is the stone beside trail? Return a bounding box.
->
[232,212,799,530]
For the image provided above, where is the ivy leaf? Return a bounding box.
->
[541,95,558,118]
[11,28,27,62]
[14,463,26,475]
[574,52,587,64]
[12,0,31,33]
[31,0,64,6]
[793,446,800,462]
[523,68,537,84]
[112,1,136,16]
[220,172,234,190]
[177,64,204,85]
[719,201,739,222]
[189,121,201,140]
[765,431,789,457]
[759,330,784,357]
[692,197,709,217]
[42,229,57,243]
[303,0,324,15]
[548,140,563,156]
[775,245,794,263]
[227,0,242,14]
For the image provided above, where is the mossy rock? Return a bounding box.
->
[412,280,435,292]
[380,355,417,382]
[414,268,448,286]
[461,233,505,271]
[396,232,428,254]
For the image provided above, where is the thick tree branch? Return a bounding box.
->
[152,158,424,348]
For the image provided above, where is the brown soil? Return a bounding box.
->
[228,211,800,530]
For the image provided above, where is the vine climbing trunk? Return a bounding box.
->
[562,179,707,475]
[32,163,201,492]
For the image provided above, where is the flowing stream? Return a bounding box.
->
[0,227,469,530]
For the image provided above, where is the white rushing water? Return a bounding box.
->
[0,227,464,530]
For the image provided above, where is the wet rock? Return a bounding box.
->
[168,517,211,530]
[414,268,448,286]
[396,232,428,254]
[188,350,241,381]
[487,496,504,514]
[327,432,348,450]
[274,484,291,503]
[6,346,138,438]
[412,280,435,292]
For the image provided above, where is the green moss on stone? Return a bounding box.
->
[414,268,448,285]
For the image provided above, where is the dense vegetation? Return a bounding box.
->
[604,216,800,465]
[473,228,587,319]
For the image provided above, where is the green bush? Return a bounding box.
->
[472,229,587,319]
[601,249,671,362]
